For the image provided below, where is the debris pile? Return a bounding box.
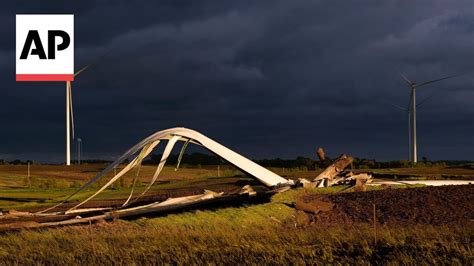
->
[298,151,373,189]
[0,128,294,232]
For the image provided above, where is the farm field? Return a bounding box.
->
[0,164,253,210]
[2,163,473,188]
[0,164,473,264]
[1,164,473,210]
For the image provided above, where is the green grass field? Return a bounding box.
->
[0,187,472,264]
[0,164,248,210]
[1,163,473,210]
[0,164,472,264]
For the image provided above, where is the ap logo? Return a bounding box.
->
[16,14,74,81]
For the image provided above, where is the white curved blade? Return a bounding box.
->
[122,140,161,207]
[38,127,292,214]
[67,141,161,212]
[175,139,190,171]
[134,136,181,201]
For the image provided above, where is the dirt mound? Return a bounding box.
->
[301,185,474,227]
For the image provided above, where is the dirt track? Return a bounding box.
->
[301,185,474,226]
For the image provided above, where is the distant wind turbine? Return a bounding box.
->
[76,138,82,165]
[65,49,112,166]
[65,65,91,166]
[399,73,463,163]
[389,93,436,162]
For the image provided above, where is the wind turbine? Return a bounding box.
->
[389,94,436,162]
[76,138,82,165]
[399,73,462,163]
[65,64,91,166]
[65,49,112,166]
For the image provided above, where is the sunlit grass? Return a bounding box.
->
[0,188,471,264]
[0,165,472,263]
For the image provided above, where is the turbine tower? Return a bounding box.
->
[399,73,461,163]
[76,138,82,165]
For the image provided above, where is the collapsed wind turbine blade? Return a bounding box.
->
[38,127,292,214]
[175,139,190,171]
[66,152,145,212]
[133,136,181,202]
[416,73,465,88]
[121,140,161,208]
[37,129,187,213]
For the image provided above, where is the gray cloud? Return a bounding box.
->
[0,0,473,162]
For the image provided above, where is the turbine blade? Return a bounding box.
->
[68,82,75,140]
[74,64,91,77]
[399,73,413,86]
[175,139,190,171]
[416,73,465,88]
[389,102,408,111]
[407,90,413,111]
[416,93,437,107]
[122,141,161,208]
[132,136,181,203]
[74,47,114,77]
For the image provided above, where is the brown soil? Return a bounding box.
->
[300,185,474,227]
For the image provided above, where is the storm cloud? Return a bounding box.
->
[1,0,473,161]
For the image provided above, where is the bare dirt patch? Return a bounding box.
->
[300,185,474,227]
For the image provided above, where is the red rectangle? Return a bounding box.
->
[16,74,74,81]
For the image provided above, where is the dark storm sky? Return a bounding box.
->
[1,1,473,162]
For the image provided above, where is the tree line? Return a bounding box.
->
[0,153,472,169]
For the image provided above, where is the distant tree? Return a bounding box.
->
[11,159,23,165]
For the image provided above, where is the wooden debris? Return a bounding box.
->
[239,185,257,196]
[298,178,317,189]
[314,154,354,182]
[293,152,373,188]
[317,179,326,187]
[354,178,368,191]
[316,147,326,162]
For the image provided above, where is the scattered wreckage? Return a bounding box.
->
[1,127,293,231]
[0,127,471,232]
[297,154,373,189]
